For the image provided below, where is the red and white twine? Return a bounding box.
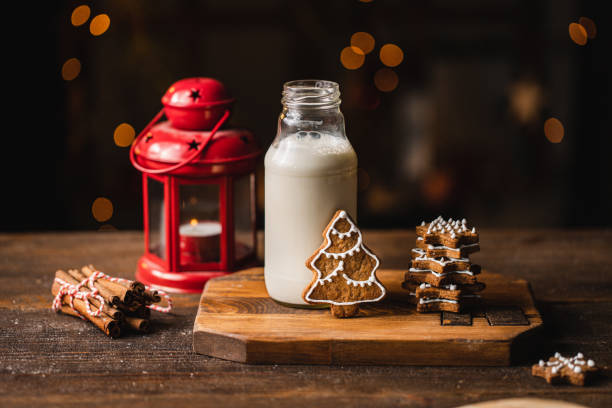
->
[52,272,106,319]
[52,269,173,316]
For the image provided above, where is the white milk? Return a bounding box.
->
[264,132,357,306]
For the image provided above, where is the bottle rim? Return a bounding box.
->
[282,79,341,108]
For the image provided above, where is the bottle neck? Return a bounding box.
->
[277,80,346,140]
[281,80,341,110]
[282,104,341,118]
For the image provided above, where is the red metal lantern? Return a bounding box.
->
[130,78,260,293]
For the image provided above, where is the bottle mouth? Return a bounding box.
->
[282,80,341,108]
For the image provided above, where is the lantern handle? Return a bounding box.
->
[130,109,231,175]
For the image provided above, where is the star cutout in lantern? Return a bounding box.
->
[188,139,201,151]
[145,133,154,143]
[189,89,201,102]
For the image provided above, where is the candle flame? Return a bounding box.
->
[190,218,198,226]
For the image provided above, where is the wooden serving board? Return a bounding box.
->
[193,268,542,365]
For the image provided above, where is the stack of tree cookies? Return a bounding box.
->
[402,216,485,313]
[51,265,170,338]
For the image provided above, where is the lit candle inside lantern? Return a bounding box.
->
[179,219,222,264]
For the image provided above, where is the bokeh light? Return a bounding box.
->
[340,46,365,70]
[379,43,404,67]
[114,123,136,147]
[351,32,375,54]
[92,197,113,222]
[71,5,91,27]
[374,68,399,92]
[61,58,81,81]
[90,14,111,36]
[508,80,543,124]
[568,23,587,46]
[544,118,564,143]
[578,17,597,39]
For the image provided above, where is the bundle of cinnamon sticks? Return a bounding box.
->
[52,265,169,338]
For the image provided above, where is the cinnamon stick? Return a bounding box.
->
[55,270,124,321]
[125,316,150,333]
[143,289,161,303]
[65,268,122,307]
[52,281,121,338]
[80,265,133,305]
[133,305,151,319]
[115,279,145,295]
[116,300,142,312]
[117,301,150,316]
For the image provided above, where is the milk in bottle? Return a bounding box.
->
[264,80,357,306]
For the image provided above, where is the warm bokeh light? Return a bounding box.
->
[113,123,136,147]
[568,23,587,46]
[544,118,564,143]
[374,68,399,92]
[71,5,91,26]
[61,58,81,81]
[578,17,597,39]
[90,14,110,36]
[190,218,198,226]
[508,80,543,124]
[92,197,113,222]
[351,32,375,54]
[379,43,404,67]
[340,46,365,70]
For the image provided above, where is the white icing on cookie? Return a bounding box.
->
[544,353,595,374]
[416,237,479,252]
[342,273,375,287]
[412,248,470,266]
[305,210,386,306]
[408,290,478,302]
[423,216,477,238]
[419,297,458,305]
[318,261,344,284]
[417,282,459,291]
[330,223,357,239]
[408,267,474,277]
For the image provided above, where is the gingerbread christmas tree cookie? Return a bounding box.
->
[302,210,386,318]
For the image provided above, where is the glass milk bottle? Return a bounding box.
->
[264,80,357,307]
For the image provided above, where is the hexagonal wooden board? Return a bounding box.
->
[193,268,542,365]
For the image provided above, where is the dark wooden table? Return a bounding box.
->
[1,230,611,407]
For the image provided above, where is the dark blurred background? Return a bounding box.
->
[5,0,611,231]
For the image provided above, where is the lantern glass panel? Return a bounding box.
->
[178,183,221,265]
[147,177,166,260]
[234,174,255,261]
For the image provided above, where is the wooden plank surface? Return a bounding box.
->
[193,269,541,365]
[1,230,611,408]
